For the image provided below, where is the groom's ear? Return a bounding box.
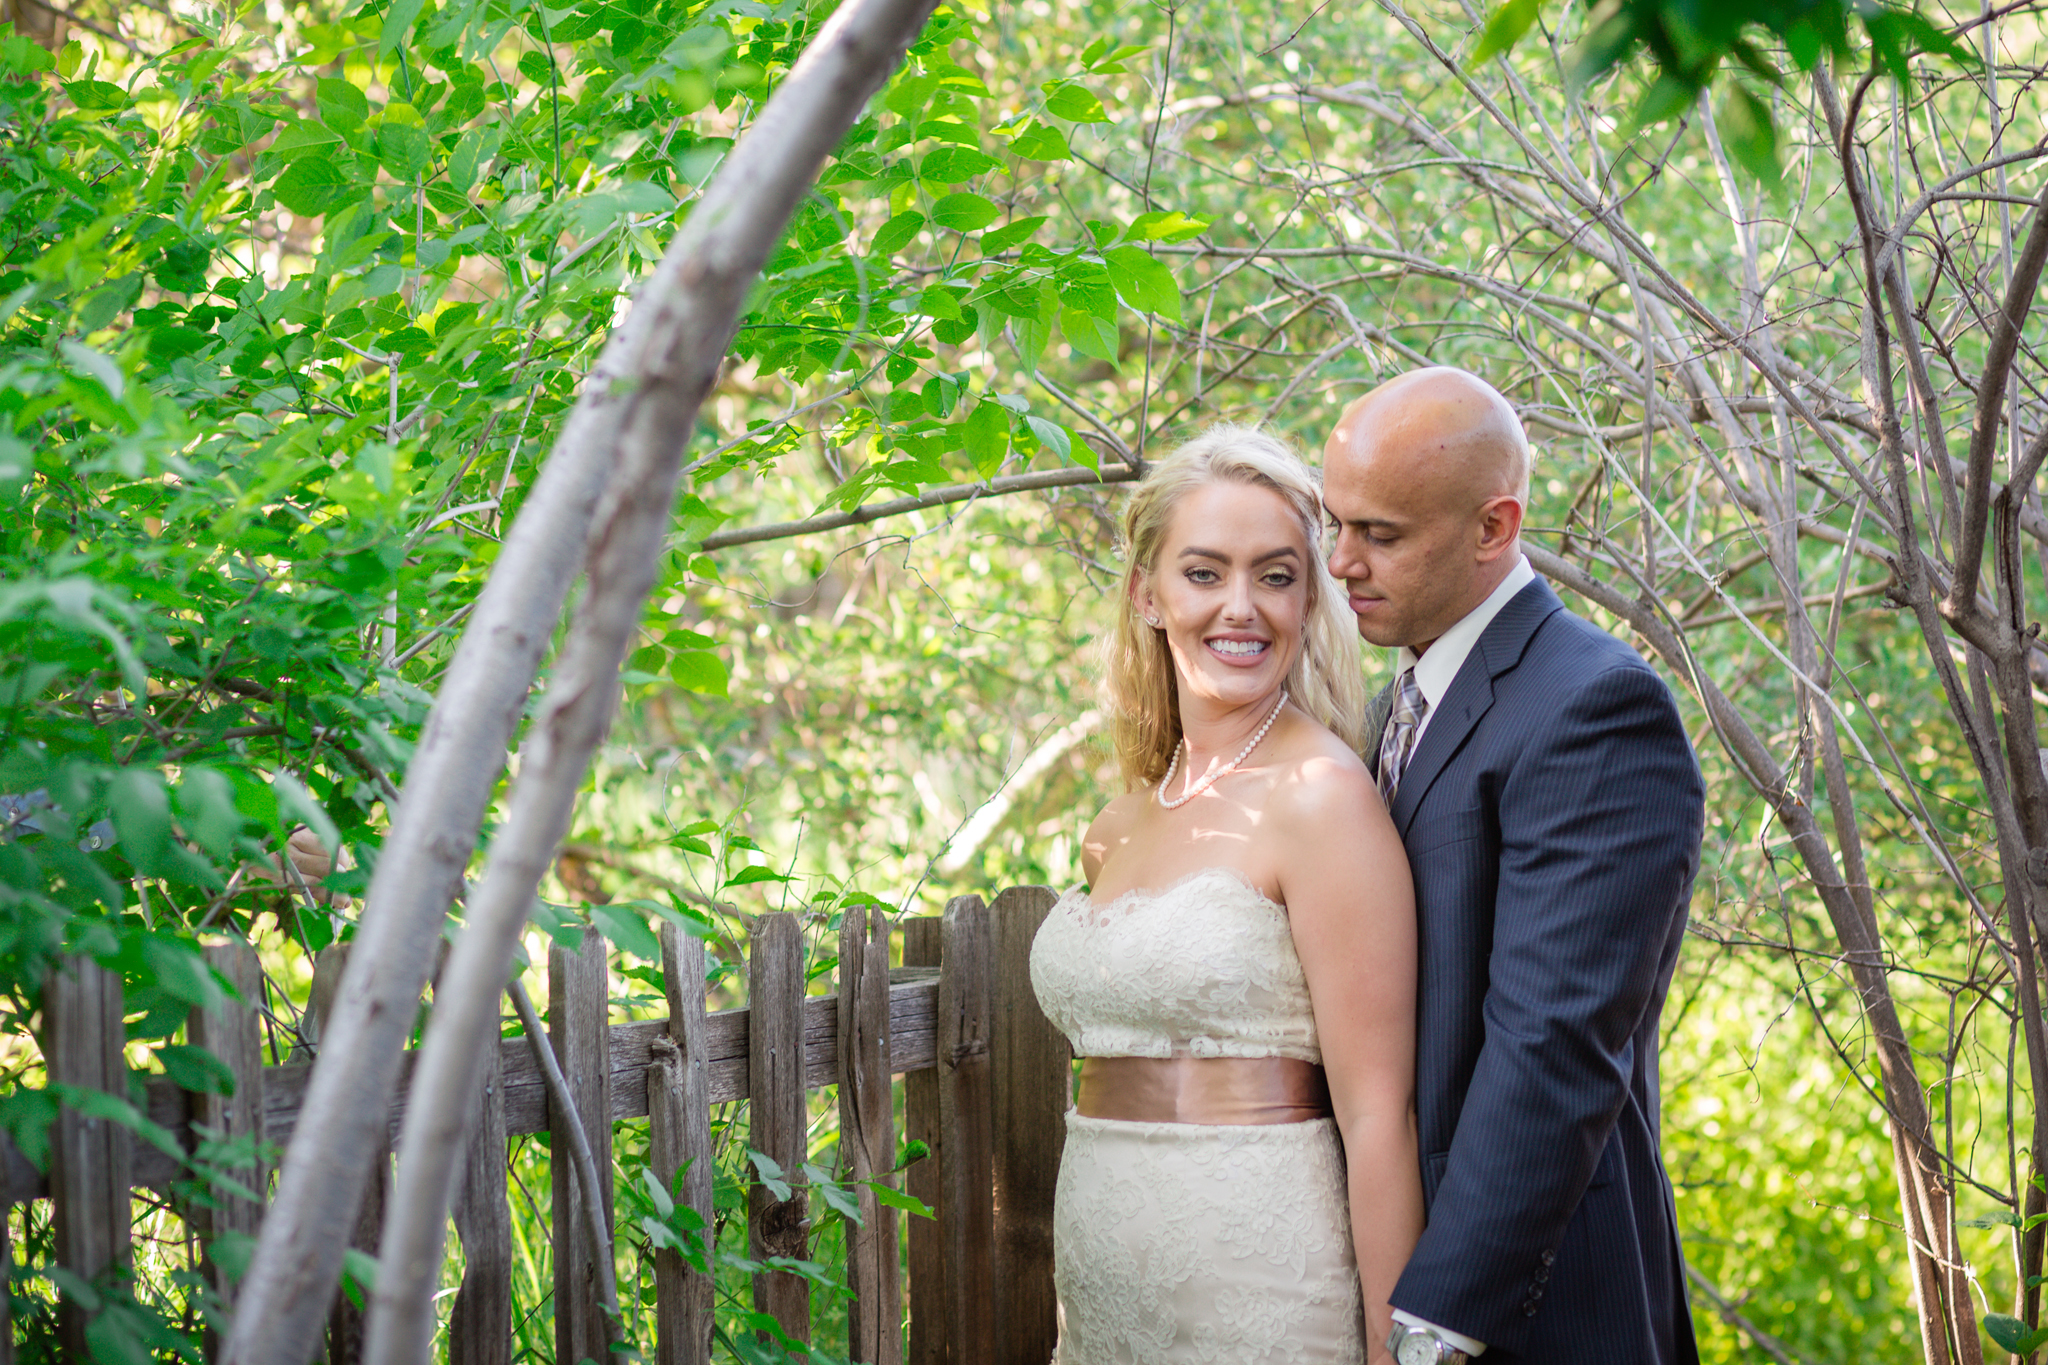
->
[1476,494,1524,559]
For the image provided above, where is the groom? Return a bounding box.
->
[1323,368,1705,1364]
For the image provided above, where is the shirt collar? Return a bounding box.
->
[1395,553,1535,711]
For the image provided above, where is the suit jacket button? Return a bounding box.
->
[1523,1302,1539,1317]
[1540,1249,1556,1266]
[1534,1268,1550,1283]
[1529,1287,1544,1301]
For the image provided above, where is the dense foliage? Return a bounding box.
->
[0,0,2040,1358]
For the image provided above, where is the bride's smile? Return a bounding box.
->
[1133,480,1309,735]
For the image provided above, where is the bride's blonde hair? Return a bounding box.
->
[1105,425,1368,788]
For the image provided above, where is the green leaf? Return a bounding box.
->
[814,1174,863,1223]
[962,399,1011,479]
[142,938,225,1010]
[931,192,1000,232]
[1042,80,1109,123]
[668,650,728,697]
[175,768,241,861]
[1985,1314,2048,1354]
[378,0,427,56]
[273,157,359,218]
[920,146,1000,182]
[591,902,662,962]
[340,1247,379,1312]
[979,216,1048,254]
[922,371,963,417]
[108,769,174,873]
[1024,415,1076,464]
[1102,245,1182,321]
[157,1043,236,1096]
[1059,306,1119,365]
[1126,210,1210,243]
[747,1148,792,1201]
[1006,119,1070,161]
[63,79,129,112]
[270,121,343,162]
[867,1180,934,1217]
[724,864,791,887]
[1959,1211,2024,1228]
[1471,0,1543,63]
[871,210,925,255]
[85,1311,152,1365]
[1718,85,1782,194]
[316,78,369,131]
[378,121,431,179]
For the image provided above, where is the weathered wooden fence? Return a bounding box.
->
[3,886,1071,1365]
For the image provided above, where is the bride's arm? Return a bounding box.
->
[1280,755,1422,1361]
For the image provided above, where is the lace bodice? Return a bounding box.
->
[1029,866,1321,1065]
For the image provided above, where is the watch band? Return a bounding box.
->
[1388,1320,1472,1365]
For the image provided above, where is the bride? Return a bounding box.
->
[1032,426,1423,1363]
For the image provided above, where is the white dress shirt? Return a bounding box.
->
[1398,553,1534,747]
[1385,553,1532,1358]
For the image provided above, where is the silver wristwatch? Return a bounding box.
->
[1388,1321,1471,1365]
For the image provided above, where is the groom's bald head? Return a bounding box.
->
[1328,367,1530,503]
[1322,367,1530,651]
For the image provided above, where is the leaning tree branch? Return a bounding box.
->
[1948,177,2048,614]
[698,462,1140,551]
[355,2,943,1361]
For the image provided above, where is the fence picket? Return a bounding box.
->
[448,1020,511,1365]
[840,905,901,1363]
[988,886,1066,1365]
[551,926,617,1365]
[749,911,810,1350]
[304,945,381,1365]
[651,921,715,1365]
[901,916,945,1365]
[187,938,267,1360]
[938,895,995,1363]
[44,956,130,1358]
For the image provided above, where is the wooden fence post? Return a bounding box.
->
[749,911,810,1351]
[840,905,901,1364]
[938,896,994,1364]
[551,926,616,1365]
[44,955,130,1359]
[447,1015,510,1365]
[187,938,268,1359]
[987,887,1066,1365]
[901,917,944,1365]
[313,945,385,1365]
[650,921,714,1365]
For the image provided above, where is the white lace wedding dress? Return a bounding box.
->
[1029,867,1367,1364]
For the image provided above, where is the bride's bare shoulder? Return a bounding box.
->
[1272,719,1379,821]
[1081,791,1147,883]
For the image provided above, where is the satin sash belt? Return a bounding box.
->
[1075,1056,1332,1125]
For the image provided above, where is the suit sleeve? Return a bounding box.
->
[1390,660,1704,1346]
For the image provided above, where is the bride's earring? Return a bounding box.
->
[1144,614,1162,628]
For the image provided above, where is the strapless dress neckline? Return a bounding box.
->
[1073,865,1285,916]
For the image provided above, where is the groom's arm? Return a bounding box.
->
[1389,657,1703,1351]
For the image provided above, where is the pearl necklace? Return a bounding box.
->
[1156,690,1289,810]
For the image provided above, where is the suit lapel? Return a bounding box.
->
[1389,578,1565,836]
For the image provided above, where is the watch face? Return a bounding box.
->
[1397,1333,1438,1365]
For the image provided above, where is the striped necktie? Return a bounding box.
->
[1377,668,1429,803]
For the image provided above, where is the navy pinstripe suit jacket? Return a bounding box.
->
[1370,577,1704,1363]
